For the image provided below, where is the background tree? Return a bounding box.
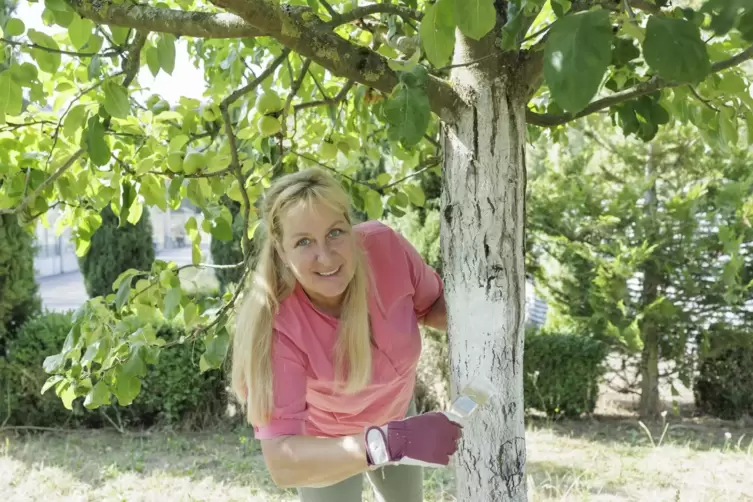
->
[78,203,156,299]
[1,0,752,499]
[528,118,753,418]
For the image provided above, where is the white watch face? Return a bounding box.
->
[366,427,390,465]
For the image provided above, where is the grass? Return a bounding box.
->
[2,411,752,502]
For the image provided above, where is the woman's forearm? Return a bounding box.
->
[422,294,447,331]
[261,432,370,488]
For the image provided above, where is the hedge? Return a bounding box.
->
[523,330,608,418]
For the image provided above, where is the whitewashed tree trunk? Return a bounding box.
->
[440,47,529,500]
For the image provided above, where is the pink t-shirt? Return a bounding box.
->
[252,220,443,439]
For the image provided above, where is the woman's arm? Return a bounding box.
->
[421,293,447,331]
[260,433,370,488]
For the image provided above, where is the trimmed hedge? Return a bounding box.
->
[0,214,41,356]
[1,311,228,429]
[694,326,753,420]
[78,204,155,299]
[524,330,608,418]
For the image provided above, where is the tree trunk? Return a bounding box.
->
[639,145,661,419]
[440,46,528,500]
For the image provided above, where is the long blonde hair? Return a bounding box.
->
[230,168,372,426]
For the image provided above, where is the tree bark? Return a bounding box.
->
[639,144,661,419]
[440,35,529,501]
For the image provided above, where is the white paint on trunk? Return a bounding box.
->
[440,61,528,501]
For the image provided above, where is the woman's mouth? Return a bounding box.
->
[316,266,341,277]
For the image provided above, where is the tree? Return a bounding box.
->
[1,0,752,499]
[528,118,753,418]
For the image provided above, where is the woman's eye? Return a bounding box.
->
[295,238,310,247]
[329,228,343,238]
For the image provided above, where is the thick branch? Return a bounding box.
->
[65,0,262,38]
[209,0,462,121]
[527,45,753,127]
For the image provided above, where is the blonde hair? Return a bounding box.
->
[230,168,372,426]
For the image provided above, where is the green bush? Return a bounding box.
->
[523,330,608,418]
[1,311,228,429]
[0,214,41,356]
[694,326,753,420]
[78,204,155,299]
[383,207,441,273]
[1,310,79,427]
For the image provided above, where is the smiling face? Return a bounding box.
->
[276,198,357,315]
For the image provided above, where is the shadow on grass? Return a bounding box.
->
[1,426,297,500]
[1,426,457,502]
[526,411,753,454]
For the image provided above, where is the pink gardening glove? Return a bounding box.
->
[364,412,463,468]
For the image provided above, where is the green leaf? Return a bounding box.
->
[454,0,496,41]
[5,18,25,37]
[103,80,130,119]
[27,29,61,74]
[84,116,110,166]
[404,184,426,207]
[420,0,455,68]
[364,189,383,220]
[113,375,141,406]
[0,72,23,122]
[84,380,111,409]
[157,34,176,75]
[41,375,65,394]
[146,46,161,77]
[200,328,231,372]
[383,84,431,147]
[543,10,613,113]
[63,104,88,139]
[643,16,711,84]
[164,287,182,320]
[114,274,134,310]
[68,15,94,50]
[43,353,64,373]
[500,1,525,50]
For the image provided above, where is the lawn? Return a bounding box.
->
[3,396,752,502]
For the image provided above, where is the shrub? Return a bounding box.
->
[694,325,753,420]
[78,204,155,299]
[0,310,79,427]
[0,214,41,356]
[523,330,608,418]
[1,311,228,429]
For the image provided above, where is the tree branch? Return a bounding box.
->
[0,149,85,216]
[325,4,423,28]
[0,38,119,58]
[208,0,461,121]
[527,45,753,127]
[64,0,262,39]
[294,80,354,112]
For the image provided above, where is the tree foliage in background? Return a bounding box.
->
[528,118,753,417]
[78,203,156,299]
[0,0,752,497]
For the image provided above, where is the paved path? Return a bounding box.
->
[37,246,209,313]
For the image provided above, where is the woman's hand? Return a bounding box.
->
[365,411,463,468]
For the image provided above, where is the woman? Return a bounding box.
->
[231,167,462,501]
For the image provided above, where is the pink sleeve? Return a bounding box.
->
[393,229,444,319]
[252,330,309,439]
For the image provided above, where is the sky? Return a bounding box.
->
[15,2,208,104]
